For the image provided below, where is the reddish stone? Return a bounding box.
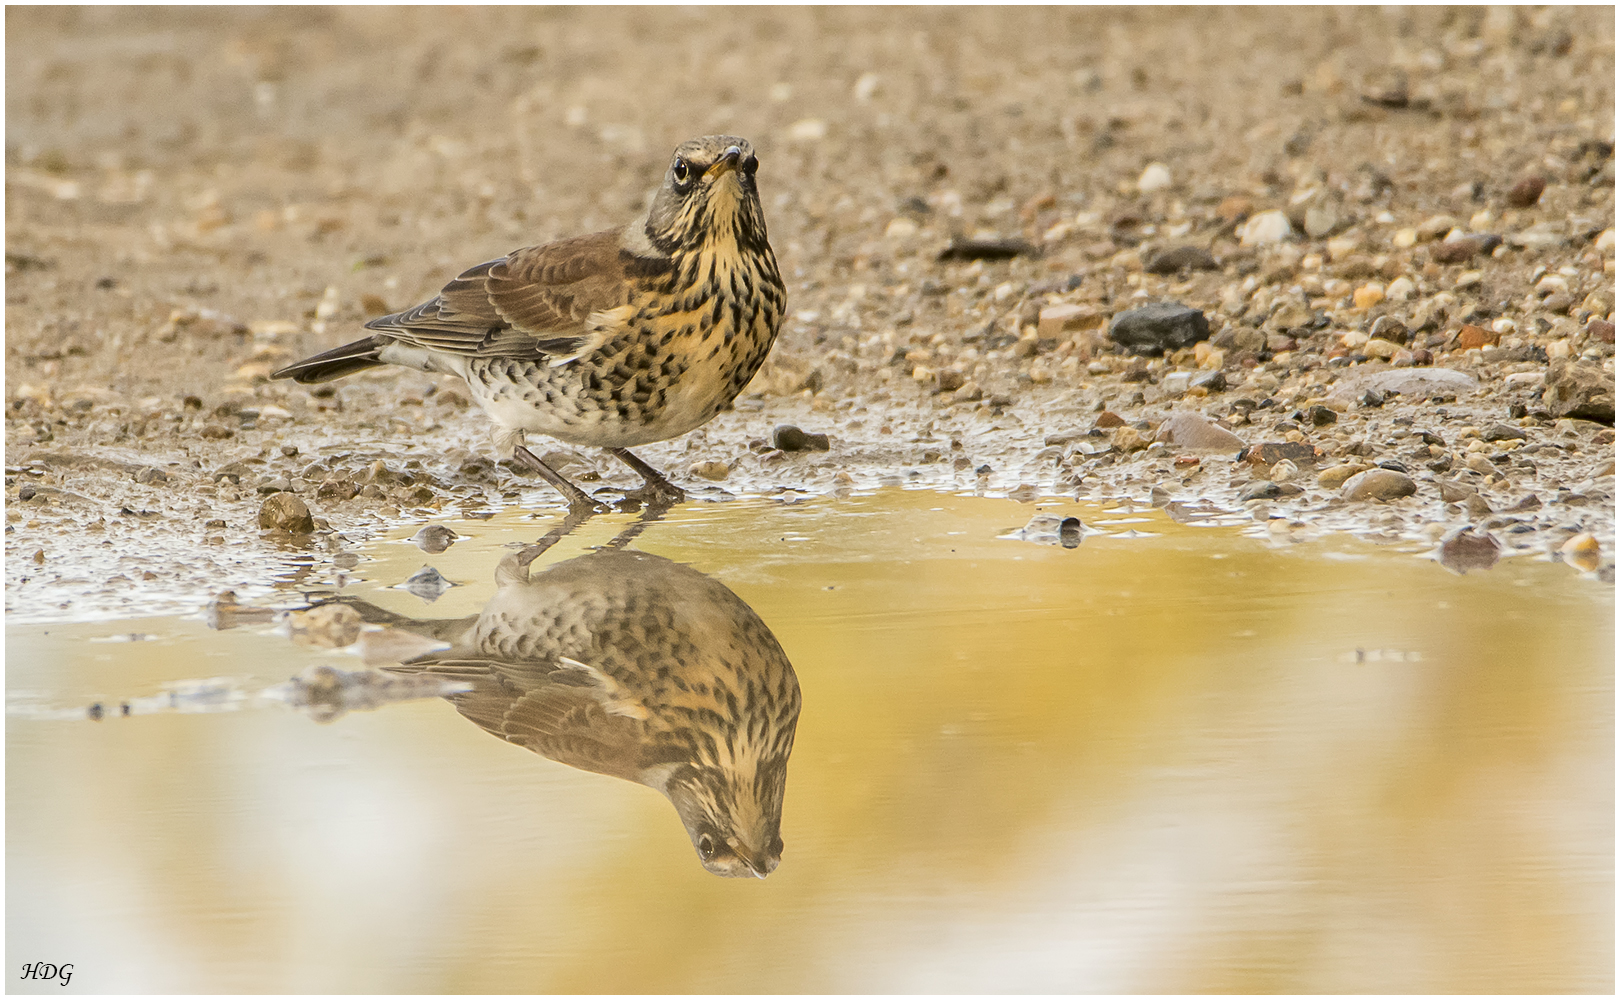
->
[1588,319,1616,344]
[1456,324,1498,350]
[1507,175,1546,208]
[1094,410,1126,429]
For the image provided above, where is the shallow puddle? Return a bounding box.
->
[7,490,1613,992]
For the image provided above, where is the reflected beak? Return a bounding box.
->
[705,146,744,179]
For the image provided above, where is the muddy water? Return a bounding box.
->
[6,491,1613,993]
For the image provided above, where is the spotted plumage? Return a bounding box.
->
[272,135,785,506]
[370,546,801,879]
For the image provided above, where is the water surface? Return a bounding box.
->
[7,491,1613,992]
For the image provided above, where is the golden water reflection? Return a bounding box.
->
[6,492,1613,992]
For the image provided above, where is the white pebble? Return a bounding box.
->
[1137,162,1172,193]
[1239,210,1293,246]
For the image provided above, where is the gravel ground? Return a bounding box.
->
[6,7,1615,620]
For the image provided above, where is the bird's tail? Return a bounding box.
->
[270,335,390,384]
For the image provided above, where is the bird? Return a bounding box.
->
[333,542,803,879]
[271,134,786,508]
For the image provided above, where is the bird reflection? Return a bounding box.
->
[337,509,801,878]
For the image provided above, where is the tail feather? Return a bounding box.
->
[271,335,389,384]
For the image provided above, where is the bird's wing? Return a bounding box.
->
[362,229,638,363]
[396,657,646,780]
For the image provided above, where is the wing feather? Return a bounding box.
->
[360,228,648,362]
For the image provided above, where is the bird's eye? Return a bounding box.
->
[672,158,691,184]
[697,835,717,861]
[742,154,758,176]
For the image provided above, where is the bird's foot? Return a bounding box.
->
[606,448,686,508]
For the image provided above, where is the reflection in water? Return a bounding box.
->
[337,521,802,879]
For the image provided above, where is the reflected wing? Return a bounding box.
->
[363,229,635,362]
[395,658,646,781]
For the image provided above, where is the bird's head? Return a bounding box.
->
[662,754,790,879]
[645,135,769,255]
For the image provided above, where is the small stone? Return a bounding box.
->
[771,424,831,452]
[1239,481,1282,501]
[287,604,362,648]
[1111,427,1149,453]
[411,524,459,554]
[1307,405,1338,427]
[1438,527,1501,574]
[1137,162,1172,194]
[1014,514,1084,549]
[1481,423,1528,442]
[1107,301,1210,356]
[1363,338,1399,359]
[1542,360,1615,423]
[1239,210,1293,246]
[1456,324,1498,350]
[1430,238,1480,264]
[1340,468,1417,502]
[1241,441,1320,468]
[1318,463,1372,489]
[397,566,455,603]
[1560,533,1601,573]
[1191,369,1228,392]
[1438,480,1475,503]
[1153,411,1245,452]
[1417,215,1458,241]
[1465,454,1497,475]
[1353,283,1386,309]
[688,460,731,481]
[1506,175,1546,208]
[1464,493,1494,518]
[1095,410,1126,429]
[1384,276,1416,301]
[934,369,966,393]
[1303,203,1338,238]
[258,493,315,533]
[1217,195,1253,222]
[1143,246,1218,274]
[1268,459,1299,483]
[134,467,168,485]
[1588,320,1616,344]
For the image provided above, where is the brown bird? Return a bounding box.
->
[341,543,802,878]
[271,135,785,507]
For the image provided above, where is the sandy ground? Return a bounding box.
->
[5,7,1615,619]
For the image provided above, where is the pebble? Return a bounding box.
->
[1013,513,1083,548]
[1239,481,1282,501]
[1318,463,1372,488]
[1560,533,1601,573]
[134,467,168,485]
[1137,162,1172,193]
[1438,480,1476,503]
[1353,283,1386,309]
[1430,238,1480,264]
[1143,246,1218,274]
[1107,302,1210,355]
[1111,427,1149,453]
[688,460,732,481]
[1506,175,1546,208]
[1094,410,1126,429]
[934,369,966,393]
[286,604,362,648]
[1153,411,1245,452]
[1241,441,1319,468]
[1268,459,1299,483]
[1542,360,1615,423]
[397,566,455,603]
[1238,210,1293,246]
[411,524,458,554]
[1482,423,1528,442]
[771,424,831,451]
[1303,203,1338,238]
[1438,527,1501,574]
[1340,468,1417,502]
[258,493,315,533]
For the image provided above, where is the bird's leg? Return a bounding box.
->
[606,447,687,505]
[513,446,611,513]
[601,499,675,550]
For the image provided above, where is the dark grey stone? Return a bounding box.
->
[1108,302,1211,356]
